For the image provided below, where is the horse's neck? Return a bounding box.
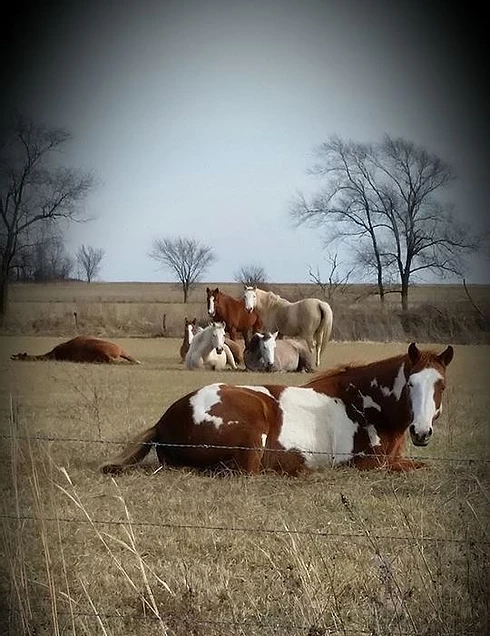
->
[258,291,282,313]
[192,328,214,355]
[343,356,410,427]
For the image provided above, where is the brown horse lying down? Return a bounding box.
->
[11,335,140,364]
[102,343,453,475]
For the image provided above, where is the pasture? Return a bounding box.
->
[1,333,489,635]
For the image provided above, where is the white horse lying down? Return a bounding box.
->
[243,286,333,367]
[244,332,314,372]
[185,322,237,370]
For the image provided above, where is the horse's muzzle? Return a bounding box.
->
[409,424,433,447]
[215,347,223,355]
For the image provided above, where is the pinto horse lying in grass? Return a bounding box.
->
[102,343,453,475]
[11,335,140,364]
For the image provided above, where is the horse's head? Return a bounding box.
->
[243,286,257,313]
[405,342,454,446]
[184,317,198,345]
[206,287,219,316]
[210,321,226,354]
[259,332,278,371]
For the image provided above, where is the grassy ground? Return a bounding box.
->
[1,335,489,635]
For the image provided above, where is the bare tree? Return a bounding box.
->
[0,112,95,323]
[308,252,355,302]
[233,264,269,287]
[76,244,105,282]
[291,134,480,311]
[149,236,216,302]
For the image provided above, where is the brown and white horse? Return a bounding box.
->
[180,317,200,361]
[102,343,453,474]
[11,336,140,364]
[206,287,262,346]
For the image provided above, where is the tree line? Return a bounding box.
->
[10,237,105,284]
[1,111,483,326]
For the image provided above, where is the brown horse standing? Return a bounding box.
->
[102,343,453,475]
[206,287,262,346]
[11,336,140,364]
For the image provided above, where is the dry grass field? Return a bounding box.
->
[0,282,489,635]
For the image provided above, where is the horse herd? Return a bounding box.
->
[10,286,455,476]
[181,286,333,372]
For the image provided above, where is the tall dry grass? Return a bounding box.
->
[2,281,489,343]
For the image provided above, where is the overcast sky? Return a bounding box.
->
[3,0,488,283]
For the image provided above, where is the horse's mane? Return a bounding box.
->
[303,353,408,388]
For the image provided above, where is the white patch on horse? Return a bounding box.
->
[238,385,274,397]
[409,367,443,435]
[365,424,381,447]
[208,295,215,315]
[360,393,381,411]
[190,384,224,428]
[370,378,378,388]
[277,387,358,468]
[380,363,406,400]
[261,434,267,447]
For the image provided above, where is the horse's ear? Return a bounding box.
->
[191,318,197,325]
[214,287,219,293]
[438,345,454,367]
[408,342,420,364]
[206,287,210,293]
[271,331,279,340]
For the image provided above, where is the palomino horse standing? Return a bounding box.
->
[206,287,262,346]
[244,332,313,372]
[11,336,140,364]
[243,286,333,367]
[102,343,453,475]
[185,322,237,371]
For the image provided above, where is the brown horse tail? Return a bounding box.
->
[101,425,157,473]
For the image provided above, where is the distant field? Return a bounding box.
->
[3,280,490,343]
[0,337,489,635]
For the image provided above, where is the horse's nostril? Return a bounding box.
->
[409,424,415,436]
[427,428,433,437]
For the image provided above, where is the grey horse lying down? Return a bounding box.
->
[243,332,314,372]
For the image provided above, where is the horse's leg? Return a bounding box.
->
[223,344,237,369]
[242,327,252,348]
[235,433,265,474]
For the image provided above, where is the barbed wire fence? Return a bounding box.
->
[1,432,489,635]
